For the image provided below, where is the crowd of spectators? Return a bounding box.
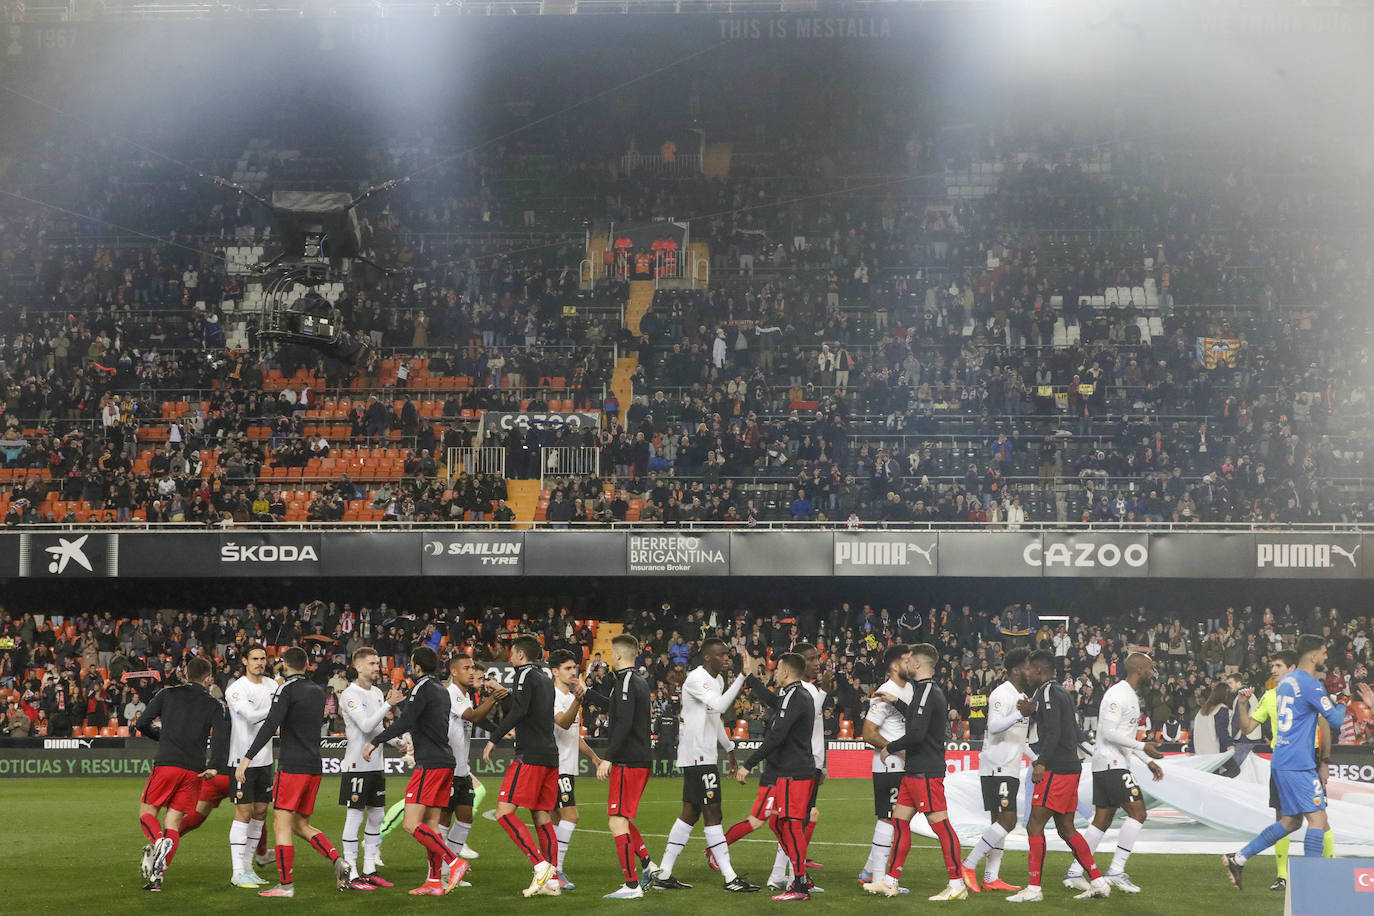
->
[4,596,1371,749]
[3,41,1374,531]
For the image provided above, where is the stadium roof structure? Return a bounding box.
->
[15,0,955,23]
[11,0,1369,25]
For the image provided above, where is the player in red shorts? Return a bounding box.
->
[732,652,815,902]
[485,635,562,897]
[719,649,776,854]
[741,642,828,890]
[237,647,349,897]
[1006,650,1110,903]
[176,774,273,871]
[587,634,658,899]
[863,643,969,900]
[366,646,472,896]
[134,656,231,892]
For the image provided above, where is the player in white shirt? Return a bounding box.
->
[547,649,604,890]
[959,647,1033,893]
[857,644,914,890]
[652,638,759,893]
[439,652,507,888]
[1064,652,1164,895]
[225,645,278,888]
[336,646,408,888]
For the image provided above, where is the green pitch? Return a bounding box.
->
[5,776,1281,914]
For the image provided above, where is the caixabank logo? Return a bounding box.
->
[18,532,118,577]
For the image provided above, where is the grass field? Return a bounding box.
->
[5,776,1285,914]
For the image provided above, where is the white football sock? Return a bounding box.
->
[705,824,737,883]
[1108,818,1144,876]
[865,820,894,876]
[342,807,364,874]
[554,820,575,870]
[659,819,694,878]
[447,820,473,860]
[963,822,1008,871]
[986,843,1005,881]
[245,818,265,873]
[230,819,249,874]
[1066,824,1104,878]
[770,844,789,885]
[363,807,384,874]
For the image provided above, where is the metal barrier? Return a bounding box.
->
[539,446,600,486]
[445,447,506,482]
[652,249,685,286]
[618,151,702,178]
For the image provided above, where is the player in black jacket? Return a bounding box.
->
[1008,650,1109,902]
[591,633,659,899]
[732,652,815,901]
[365,646,466,896]
[864,643,970,900]
[135,656,231,891]
[236,646,348,897]
[738,643,827,889]
[486,635,561,898]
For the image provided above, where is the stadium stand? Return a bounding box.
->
[3,598,1371,750]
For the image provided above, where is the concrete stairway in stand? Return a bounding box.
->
[604,280,656,419]
[591,621,624,663]
[610,354,638,421]
[625,279,654,335]
[506,479,542,529]
[702,142,732,179]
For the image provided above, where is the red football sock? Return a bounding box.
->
[257,827,269,856]
[139,814,161,844]
[725,819,755,845]
[614,833,638,883]
[932,819,964,880]
[427,850,441,881]
[161,828,181,867]
[886,817,911,880]
[498,814,543,866]
[536,822,558,866]
[413,824,456,865]
[1027,834,1046,888]
[276,844,295,885]
[627,821,649,861]
[803,819,816,847]
[768,818,788,861]
[178,810,206,834]
[773,817,806,878]
[1066,831,1102,881]
[309,832,341,863]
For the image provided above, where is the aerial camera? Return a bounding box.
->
[211,179,406,365]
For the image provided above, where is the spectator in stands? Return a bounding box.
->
[6,700,33,737]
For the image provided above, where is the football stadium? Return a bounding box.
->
[2,1,1374,913]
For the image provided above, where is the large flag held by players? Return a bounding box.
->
[1196,337,1241,369]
